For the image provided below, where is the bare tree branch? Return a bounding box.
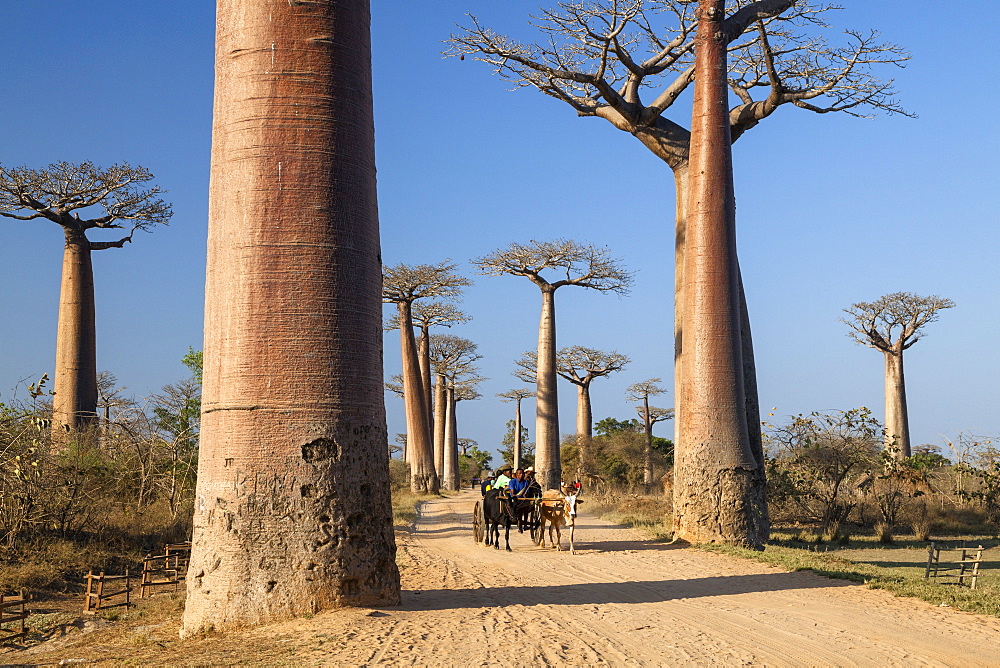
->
[842,292,955,353]
[0,161,172,239]
[446,1,911,163]
[382,261,472,305]
[472,238,633,294]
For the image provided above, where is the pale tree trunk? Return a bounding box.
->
[883,349,911,458]
[575,383,592,481]
[183,0,400,635]
[513,398,523,470]
[675,171,765,472]
[443,386,460,490]
[433,373,447,473]
[399,304,437,492]
[52,231,99,441]
[574,383,592,440]
[738,269,765,470]
[535,286,561,489]
[672,165,688,460]
[642,396,655,488]
[673,0,766,549]
[418,326,434,446]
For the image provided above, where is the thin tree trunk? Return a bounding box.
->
[575,383,592,481]
[433,372,447,473]
[575,383,592,440]
[443,386,460,490]
[418,326,434,446]
[52,231,99,442]
[183,0,400,634]
[883,349,910,458]
[673,0,766,549]
[535,286,561,490]
[399,304,437,492]
[738,268,765,470]
[672,165,688,463]
[513,399,523,470]
[642,396,655,488]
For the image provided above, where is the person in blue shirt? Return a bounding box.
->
[507,468,531,497]
[507,468,534,532]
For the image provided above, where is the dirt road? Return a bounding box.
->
[9,490,1000,666]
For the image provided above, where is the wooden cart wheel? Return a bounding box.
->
[473,501,484,543]
[529,502,541,544]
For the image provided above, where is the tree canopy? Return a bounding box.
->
[0,161,172,246]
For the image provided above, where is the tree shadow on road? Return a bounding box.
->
[395,570,848,612]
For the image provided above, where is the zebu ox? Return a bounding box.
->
[482,489,513,551]
[535,484,582,554]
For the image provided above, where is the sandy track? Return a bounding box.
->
[7,490,1000,666]
[361,490,1000,667]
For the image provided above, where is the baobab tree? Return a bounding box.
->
[0,161,171,438]
[673,0,768,548]
[842,292,955,458]
[497,387,535,470]
[383,262,471,492]
[386,301,470,442]
[474,239,633,489]
[449,0,908,544]
[428,334,481,481]
[516,346,629,478]
[183,0,399,635]
[626,378,673,488]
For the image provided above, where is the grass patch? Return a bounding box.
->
[391,489,443,529]
[699,535,1000,618]
[587,494,674,541]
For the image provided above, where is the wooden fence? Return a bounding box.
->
[83,570,133,614]
[0,590,29,645]
[139,541,191,599]
[925,543,984,590]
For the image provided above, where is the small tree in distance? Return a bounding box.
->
[842,292,955,458]
[0,162,172,439]
[497,387,535,470]
[473,239,632,490]
[626,378,673,488]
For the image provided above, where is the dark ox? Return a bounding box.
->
[482,489,514,551]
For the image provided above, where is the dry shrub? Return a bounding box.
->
[874,522,894,544]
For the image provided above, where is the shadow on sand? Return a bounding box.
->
[396,571,845,612]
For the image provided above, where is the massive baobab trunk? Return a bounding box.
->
[535,287,560,489]
[673,0,767,548]
[883,349,910,457]
[52,232,99,439]
[183,0,400,634]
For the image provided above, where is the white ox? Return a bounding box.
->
[535,484,582,554]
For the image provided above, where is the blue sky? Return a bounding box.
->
[1,1,997,464]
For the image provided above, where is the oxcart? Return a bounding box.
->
[472,494,543,545]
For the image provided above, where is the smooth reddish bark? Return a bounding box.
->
[183,0,400,633]
[52,232,99,439]
[673,0,767,548]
